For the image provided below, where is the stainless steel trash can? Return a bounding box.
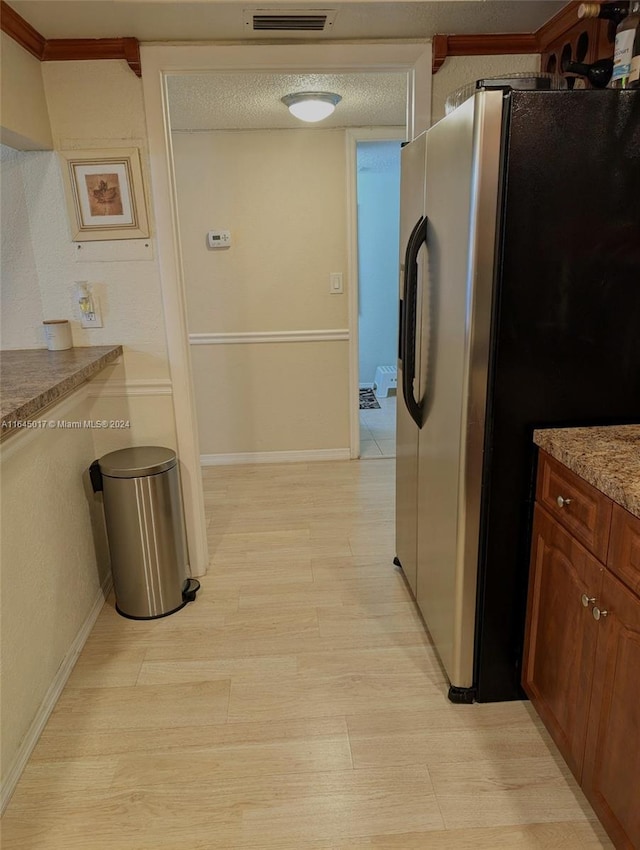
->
[90,446,199,619]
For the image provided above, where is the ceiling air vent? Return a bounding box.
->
[243,8,338,33]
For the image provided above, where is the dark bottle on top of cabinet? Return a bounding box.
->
[578,2,629,24]
[566,59,614,88]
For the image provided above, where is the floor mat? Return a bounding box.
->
[359,388,381,409]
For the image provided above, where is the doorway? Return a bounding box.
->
[140,42,432,574]
[166,76,407,470]
[355,138,402,458]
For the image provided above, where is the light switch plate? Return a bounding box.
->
[330,272,343,294]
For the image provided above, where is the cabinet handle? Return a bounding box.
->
[592,606,609,621]
[581,594,596,608]
[556,496,573,508]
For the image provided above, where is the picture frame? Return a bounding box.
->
[59,148,150,241]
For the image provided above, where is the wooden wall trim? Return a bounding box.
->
[0,0,46,59]
[2,0,587,80]
[536,1,584,51]
[121,37,142,77]
[42,38,142,76]
[433,32,539,72]
[0,2,141,76]
[432,34,449,74]
[432,0,588,73]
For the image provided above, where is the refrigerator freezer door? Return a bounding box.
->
[474,89,640,701]
[415,91,503,689]
[395,133,427,595]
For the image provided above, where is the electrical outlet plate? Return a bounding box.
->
[81,298,103,328]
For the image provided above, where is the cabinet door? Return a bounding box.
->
[582,570,640,850]
[607,504,640,597]
[522,505,603,780]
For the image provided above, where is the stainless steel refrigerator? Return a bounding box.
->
[395,85,640,703]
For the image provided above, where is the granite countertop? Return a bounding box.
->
[1,346,123,439]
[534,425,640,519]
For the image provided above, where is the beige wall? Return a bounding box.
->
[40,60,173,388]
[0,59,179,806]
[173,129,350,458]
[0,384,110,803]
[431,54,541,125]
[191,342,349,456]
[0,33,52,150]
[0,144,44,349]
[1,57,178,449]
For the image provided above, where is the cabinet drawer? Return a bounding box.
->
[536,451,612,562]
[607,504,640,597]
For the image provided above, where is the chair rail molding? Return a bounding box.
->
[86,378,173,397]
[188,330,349,345]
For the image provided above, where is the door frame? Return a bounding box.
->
[346,126,408,458]
[140,42,432,572]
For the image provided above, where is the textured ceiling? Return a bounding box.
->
[9,1,566,42]
[168,72,408,130]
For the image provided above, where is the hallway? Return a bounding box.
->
[2,460,611,848]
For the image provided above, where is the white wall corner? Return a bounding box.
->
[0,574,113,815]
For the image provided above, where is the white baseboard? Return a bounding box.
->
[200,448,351,466]
[0,574,113,814]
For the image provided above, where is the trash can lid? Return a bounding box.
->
[98,446,177,478]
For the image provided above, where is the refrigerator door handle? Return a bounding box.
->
[398,216,423,369]
[398,296,404,362]
[402,215,428,428]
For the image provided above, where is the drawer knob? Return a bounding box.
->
[556,496,573,508]
[592,606,609,621]
[581,594,596,608]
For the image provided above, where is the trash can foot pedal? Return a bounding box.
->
[183,578,201,603]
[115,579,201,620]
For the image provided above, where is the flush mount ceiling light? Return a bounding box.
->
[281,91,342,123]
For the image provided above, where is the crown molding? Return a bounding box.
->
[0,0,588,81]
[0,2,141,76]
[0,0,45,59]
[432,1,587,73]
[432,32,538,73]
[42,37,142,76]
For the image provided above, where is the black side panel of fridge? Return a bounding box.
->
[475,90,640,702]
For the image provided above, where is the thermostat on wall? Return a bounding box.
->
[207,230,231,249]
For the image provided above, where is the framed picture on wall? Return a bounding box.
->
[59,148,150,241]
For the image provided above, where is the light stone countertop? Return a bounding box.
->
[1,346,123,439]
[534,425,640,519]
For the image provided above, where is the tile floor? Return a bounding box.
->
[1,459,614,849]
[360,392,396,458]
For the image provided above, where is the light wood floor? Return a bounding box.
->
[2,459,614,849]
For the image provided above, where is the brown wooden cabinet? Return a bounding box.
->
[523,451,640,850]
[524,505,603,779]
[541,14,616,87]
